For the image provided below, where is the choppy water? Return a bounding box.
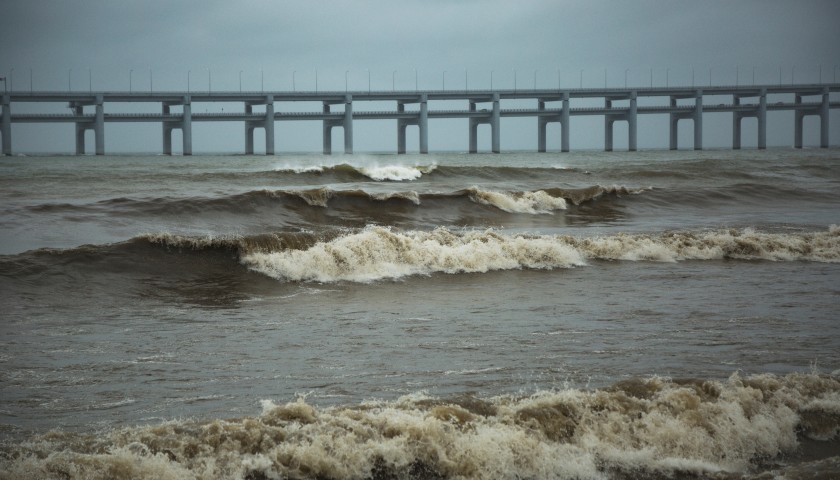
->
[1,149,839,479]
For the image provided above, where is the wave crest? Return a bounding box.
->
[242,226,840,283]
[2,373,838,479]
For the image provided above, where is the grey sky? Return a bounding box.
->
[1,0,839,153]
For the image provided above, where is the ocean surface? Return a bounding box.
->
[1,149,839,479]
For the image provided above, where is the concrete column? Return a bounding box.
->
[244,104,254,154]
[604,99,613,152]
[322,103,331,154]
[561,93,570,152]
[162,104,172,155]
[419,95,428,154]
[669,97,678,150]
[397,103,406,154]
[2,95,11,156]
[265,96,275,155]
[794,95,803,149]
[628,93,638,152]
[693,92,703,150]
[469,101,478,153]
[821,87,830,148]
[732,96,741,149]
[95,95,104,155]
[343,95,353,154]
[182,96,192,156]
[73,104,85,155]
[75,125,86,154]
[491,93,500,153]
[758,90,767,150]
[537,101,546,153]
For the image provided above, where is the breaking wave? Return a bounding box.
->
[273,163,438,181]
[1,372,838,479]
[241,225,840,283]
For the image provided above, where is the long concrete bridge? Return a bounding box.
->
[1,84,837,155]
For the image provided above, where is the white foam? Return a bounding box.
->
[357,163,436,181]
[468,188,568,214]
[242,226,840,284]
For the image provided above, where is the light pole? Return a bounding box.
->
[260,69,263,92]
[465,69,468,91]
[819,64,822,83]
[442,70,446,91]
[367,69,370,93]
[315,69,318,93]
[415,69,418,92]
[650,68,653,88]
[624,68,629,88]
[792,65,795,85]
[10,68,14,91]
[736,65,739,86]
[292,71,296,92]
[604,68,607,88]
[149,68,153,93]
[345,70,349,92]
[557,69,561,90]
[666,68,669,87]
[752,66,755,86]
[579,69,583,88]
[239,70,243,92]
[692,67,695,87]
[514,69,517,92]
[709,67,712,87]
[208,68,211,93]
[68,68,72,92]
[533,70,537,90]
[490,70,494,90]
[130,69,133,92]
[88,68,91,93]
[187,70,190,92]
[30,68,33,93]
[392,70,396,92]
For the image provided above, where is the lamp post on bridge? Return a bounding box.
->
[367,69,371,93]
[149,68,153,93]
[292,71,296,92]
[208,68,211,93]
[68,68,72,92]
[792,65,795,85]
[442,70,446,91]
[187,70,191,92]
[130,69,133,92]
[624,69,629,88]
[392,70,396,92]
[534,70,537,90]
[666,68,669,87]
[490,70,494,90]
[10,69,13,92]
[736,66,739,87]
[579,69,583,88]
[345,70,349,92]
[692,67,695,87]
[88,68,91,93]
[415,69,418,92]
[752,66,755,86]
[239,70,243,92]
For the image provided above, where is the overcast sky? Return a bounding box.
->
[1,0,839,153]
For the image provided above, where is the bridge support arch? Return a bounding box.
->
[468,93,500,153]
[732,89,767,149]
[603,92,637,152]
[72,95,105,155]
[323,95,353,155]
[245,95,275,155]
[669,91,703,150]
[536,93,571,152]
[397,94,428,154]
[794,87,830,148]
[2,95,11,156]
[162,96,192,155]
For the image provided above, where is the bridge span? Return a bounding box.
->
[1,84,837,155]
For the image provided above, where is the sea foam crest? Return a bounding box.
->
[241,226,840,283]
[357,163,436,181]
[467,187,567,214]
[242,226,586,283]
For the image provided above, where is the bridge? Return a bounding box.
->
[1,84,837,155]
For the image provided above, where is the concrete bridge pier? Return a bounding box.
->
[162,96,192,155]
[245,95,275,155]
[419,94,428,154]
[793,90,831,149]
[2,95,11,156]
[467,94,500,153]
[732,90,768,150]
[397,95,428,154]
[322,95,353,155]
[561,93,570,152]
[603,93,637,152]
[70,97,104,155]
[669,92,703,150]
[821,87,830,148]
[536,99,567,153]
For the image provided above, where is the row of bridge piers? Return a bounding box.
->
[0,85,835,156]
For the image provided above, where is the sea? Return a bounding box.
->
[1,148,839,479]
